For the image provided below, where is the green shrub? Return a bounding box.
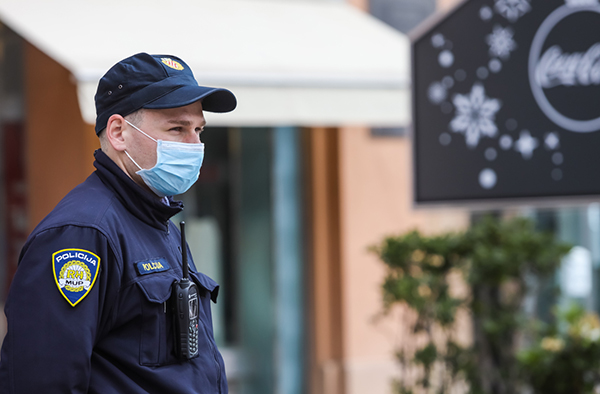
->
[373,216,573,394]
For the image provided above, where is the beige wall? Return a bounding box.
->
[437,0,462,11]
[347,0,368,11]
[337,127,468,394]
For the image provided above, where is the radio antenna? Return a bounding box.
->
[180,221,189,280]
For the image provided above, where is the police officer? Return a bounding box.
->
[0,53,236,393]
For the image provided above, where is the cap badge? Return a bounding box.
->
[161,58,184,70]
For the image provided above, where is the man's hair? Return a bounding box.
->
[125,109,145,127]
[98,109,146,151]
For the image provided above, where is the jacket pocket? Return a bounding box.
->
[189,271,219,302]
[136,273,179,366]
[189,271,219,330]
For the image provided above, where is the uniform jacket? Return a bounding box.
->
[0,150,227,394]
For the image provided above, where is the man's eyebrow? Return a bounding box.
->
[166,119,206,127]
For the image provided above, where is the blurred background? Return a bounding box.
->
[0,0,596,393]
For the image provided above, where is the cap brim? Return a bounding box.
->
[143,85,237,113]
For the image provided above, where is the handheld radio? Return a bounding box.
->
[171,221,200,360]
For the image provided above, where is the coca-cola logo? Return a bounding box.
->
[529,3,600,132]
[536,44,600,88]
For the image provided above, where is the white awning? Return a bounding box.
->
[0,0,410,127]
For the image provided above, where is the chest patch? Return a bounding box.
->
[136,258,170,275]
[52,249,100,307]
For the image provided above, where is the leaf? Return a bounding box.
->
[415,343,438,370]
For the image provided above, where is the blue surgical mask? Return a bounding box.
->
[124,120,204,197]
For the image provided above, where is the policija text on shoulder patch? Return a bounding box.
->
[52,248,100,307]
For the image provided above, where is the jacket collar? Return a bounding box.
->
[93,149,183,230]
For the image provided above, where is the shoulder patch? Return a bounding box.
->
[136,258,170,275]
[52,249,100,307]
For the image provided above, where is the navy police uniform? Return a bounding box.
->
[0,150,227,393]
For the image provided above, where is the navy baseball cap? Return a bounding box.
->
[94,52,237,134]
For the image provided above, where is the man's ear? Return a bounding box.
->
[105,114,128,152]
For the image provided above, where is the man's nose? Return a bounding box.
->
[183,132,201,144]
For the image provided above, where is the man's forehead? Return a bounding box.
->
[142,104,206,126]
[145,101,204,116]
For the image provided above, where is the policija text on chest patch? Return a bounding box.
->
[52,248,100,307]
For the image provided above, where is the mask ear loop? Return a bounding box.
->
[124,150,144,171]
[125,119,157,142]
[124,119,158,171]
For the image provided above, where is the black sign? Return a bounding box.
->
[412,0,600,205]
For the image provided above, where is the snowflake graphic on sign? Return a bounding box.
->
[428,81,447,104]
[487,25,517,59]
[494,0,531,22]
[545,132,560,150]
[450,84,501,148]
[514,130,539,159]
